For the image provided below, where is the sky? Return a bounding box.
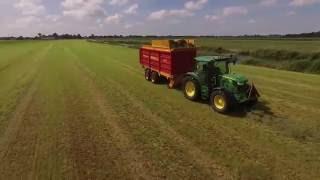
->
[0,0,320,36]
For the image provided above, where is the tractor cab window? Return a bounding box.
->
[195,62,206,72]
[203,64,208,71]
[215,61,229,74]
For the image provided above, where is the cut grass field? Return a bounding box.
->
[0,40,320,179]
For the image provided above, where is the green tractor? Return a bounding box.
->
[183,55,260,113]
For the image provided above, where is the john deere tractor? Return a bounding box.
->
[183,55,260,113]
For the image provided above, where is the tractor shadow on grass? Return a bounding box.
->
[228,100,274,118]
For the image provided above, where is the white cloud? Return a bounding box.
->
[289,0,320,6]
[148,9,193,20]
[109,0,128,6]
[223,6,248,17]
[124,24,133,29]
[10,0,47,30]
[205,6,248,23]
[185,0,208,11]
[148,0,207,21]
[260,0,277,6]
[104,14,122,24]
[61,0,106,19]
[205,15,220,21]
[124,4,138,14]
[9,16,41,29]
[46,15,61,22]
[14,0,46,16]
[148,10,167,20]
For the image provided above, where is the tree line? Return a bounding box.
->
[1,31,320,40]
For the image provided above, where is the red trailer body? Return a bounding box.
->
[140,46,197,87]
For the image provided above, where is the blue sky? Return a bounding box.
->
[0,0,320,36]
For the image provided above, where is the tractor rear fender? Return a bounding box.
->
[180,72,200,90]
[184,72,200,82]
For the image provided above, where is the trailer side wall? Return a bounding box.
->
[140,47,196,78]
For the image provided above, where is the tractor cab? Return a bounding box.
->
[195,55,236,73]
[183,55,259,113]
[193,56,236,88]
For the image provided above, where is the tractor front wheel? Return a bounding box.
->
[183,78,200,101]
[210,90,231,113]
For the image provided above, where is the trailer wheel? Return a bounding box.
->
[145,69,151,81]
[151,71,160,84]
[210,90,231,113]
[183,77,200,101]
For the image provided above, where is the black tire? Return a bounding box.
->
[183,77,200,101]
[151,71,160,84]
[210,90,231,113]
[145,69,151,81]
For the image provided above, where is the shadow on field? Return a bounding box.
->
[228,100,274,118]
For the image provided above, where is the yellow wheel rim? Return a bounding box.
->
[214,95,225,110]
[185,81,196,97]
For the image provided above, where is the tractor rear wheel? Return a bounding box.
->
[183,78,200,101]
[151,71,160,84]
[210,90,231,113]
[145,69,151,81]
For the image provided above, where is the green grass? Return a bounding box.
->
[0,40,320,179]
[197,38,320,52]
[198,38,320,74]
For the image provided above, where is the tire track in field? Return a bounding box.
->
[0,47,38,74]
[70,53,233,179]
[0,83,45,179]
[0,44,52,162]
[64,48,160,179]
[0,78,39,162]
[0,44,53,180]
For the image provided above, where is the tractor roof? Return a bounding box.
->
[195,56,236,63]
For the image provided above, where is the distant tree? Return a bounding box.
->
[17,36,24,40]
[52,33,59,39]
[37,33,42,38]
[76,34,82,39]
[89,34,96,39]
